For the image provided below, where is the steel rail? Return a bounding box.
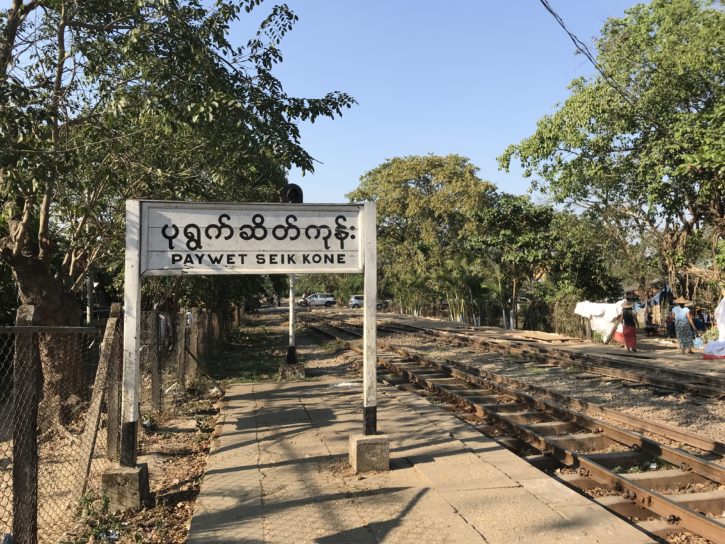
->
[388,344,725,484]
[387,348,725,542]
[383,322,725,398]
[444,350,723,457]
[308,320,725,542]
[374,321,724,455]
[317,320,723,476]
[315,318,725,456]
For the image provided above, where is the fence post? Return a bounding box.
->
[200,309,208,358]
[107,303,122,462]
[176,309,187,387]
[212,312,220,344]
[13,305,39,544]
[76,307,122,499]
[144,310,161,413]
[232,304,239,328]
[187,308,200,383]
[196,310,204,361]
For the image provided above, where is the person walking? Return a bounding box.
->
[670,296,697,354]
[618,301,639,352]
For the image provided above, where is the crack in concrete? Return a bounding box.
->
[253,386,268,541]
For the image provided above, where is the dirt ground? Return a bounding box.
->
[60,387,222,544]
[59,309,349,544]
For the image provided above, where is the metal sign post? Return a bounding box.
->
[284,184,302,366]
[287,274,298,364]
[123,200,381,466]
[122,200,142,466]
[362,203,377,435]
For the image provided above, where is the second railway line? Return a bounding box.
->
[303,311,725,543]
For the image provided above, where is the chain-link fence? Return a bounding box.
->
[1,305,224,543]
[139,308,225,421]
[0,306,123,544]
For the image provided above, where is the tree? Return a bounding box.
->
[0,0,354,418]
[499,0,724,297]
[469,193,553,328]
[348,154,495,320]
[547,212,623,300]
[469,194,622,330]
[1,0,355,326]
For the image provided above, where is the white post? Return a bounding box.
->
[362,202,377,435]
[121,200,142,466]
[287,274,297,364]
[86,271,94,325]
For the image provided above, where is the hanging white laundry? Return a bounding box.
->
[715,297,725,342]
[575,299,628,343]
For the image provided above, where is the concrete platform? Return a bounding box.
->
[387,314,725,381]
[187,378,653,543]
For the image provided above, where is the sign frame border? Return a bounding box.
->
[139,200,365,276]
[122,199,378,466]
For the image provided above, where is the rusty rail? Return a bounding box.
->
[309,319,725,543]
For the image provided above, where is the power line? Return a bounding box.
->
[537,0,637,109]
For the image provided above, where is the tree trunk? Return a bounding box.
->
[511,277,517,330]
[4,253,80,326]
[2,251,83,428]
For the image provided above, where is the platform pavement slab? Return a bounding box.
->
[187,378,654,544]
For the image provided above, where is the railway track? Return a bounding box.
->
[307,318,725,543]
[379,320,725,399]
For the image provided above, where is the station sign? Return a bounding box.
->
[137,201,364,275]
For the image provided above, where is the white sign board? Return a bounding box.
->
[139,201,364,275]
[122,199,378,466]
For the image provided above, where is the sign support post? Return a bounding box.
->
[101,200,150,514]
[362,202,377,435]
[350,200,388,472]
[121,200,141,467]
[283,184,301,369]
[288,274,297,363]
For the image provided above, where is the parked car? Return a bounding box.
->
[348,295,384,310]
[299,293,336,307]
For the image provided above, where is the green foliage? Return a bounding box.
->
[61,492,123,544]
[469,194,621,329]
[218,324,285,382]
[141,275,282,314]
[702,325,719,344]
[0,0,355,316]
[347,154,624,330]
[348,154,495,320]
[499,0,724,296]
[547,213,622,300]
[717,238,725,272]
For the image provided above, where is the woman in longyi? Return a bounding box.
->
[615,301,639,352]
[670,296,697,354]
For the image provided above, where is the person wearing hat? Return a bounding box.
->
[617,300,639,352]
[670,296,697,354]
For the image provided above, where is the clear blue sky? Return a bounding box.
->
[232,0,639,203]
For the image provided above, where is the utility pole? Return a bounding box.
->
[281,183,304,378]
